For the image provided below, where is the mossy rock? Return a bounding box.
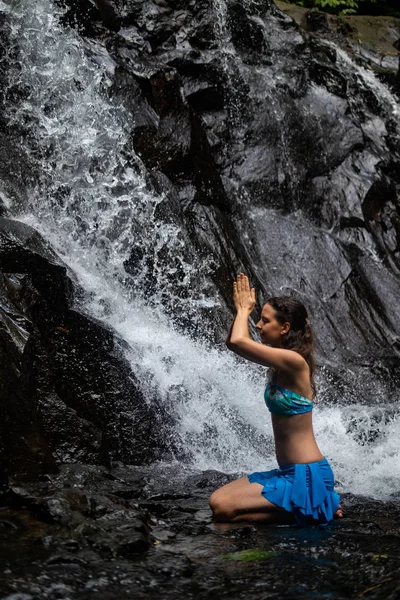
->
[220,548,277,562]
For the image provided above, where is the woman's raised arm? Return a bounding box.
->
[227,274,306,373]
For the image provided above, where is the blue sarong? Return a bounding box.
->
[248,457,340,526]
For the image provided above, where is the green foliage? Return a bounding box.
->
[312,0,361,16]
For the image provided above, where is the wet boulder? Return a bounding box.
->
[112,63,229,209]
[0,217,171,472]
[0,304,56,482]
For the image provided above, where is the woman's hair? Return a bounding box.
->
[267,295,316,398]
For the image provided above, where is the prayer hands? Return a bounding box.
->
[233,273,256,313]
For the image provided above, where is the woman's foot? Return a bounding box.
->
[335,504,343,518]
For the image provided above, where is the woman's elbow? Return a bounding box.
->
[228,337,245,348]
[226,340,234,351]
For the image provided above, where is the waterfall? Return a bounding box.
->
[1,0,400,500]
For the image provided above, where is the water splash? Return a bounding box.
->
[2,0,217,322]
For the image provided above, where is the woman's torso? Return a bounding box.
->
[268,371,323,467]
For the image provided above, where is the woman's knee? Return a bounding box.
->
[209,490,220,513]
[209,491,236,522]
[209,489,220,506]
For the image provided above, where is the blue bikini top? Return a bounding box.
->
[264,383,314,416]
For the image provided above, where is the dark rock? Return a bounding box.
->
[5,463,152,564]
[189,19,217,51]
[227,1,268,62]
[0,217,73,308]
[309,61,347,97]
[132,69,192,172]
[0,224,59,481]
[36,393,105,465]
[0,218,172,470]
[146,550,194,578]
[57,0,104,36]
[129,67,229,209]
[27,293,170,466]
[0,323,57,482]
[46,554,88,566]
[305,9,330,33]
[92,516,151,556]
[0,197,6,216]
[394,38,400,93]
[1,464,400,600]
[362,178,397,222]
[187,470,237,492]
[93,0,120,31]
[186,84,224,112]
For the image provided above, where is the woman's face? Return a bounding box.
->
[256,303,289,346]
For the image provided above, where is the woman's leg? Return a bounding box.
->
[209,476,294,524]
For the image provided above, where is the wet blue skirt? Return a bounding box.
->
[248,457,340,526]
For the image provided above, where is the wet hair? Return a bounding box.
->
[267,296,316,398]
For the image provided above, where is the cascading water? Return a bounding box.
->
[1,0,272,472]
[1,0,400,500]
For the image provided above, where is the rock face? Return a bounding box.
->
[0,217,169,479]
[55,0,400,377]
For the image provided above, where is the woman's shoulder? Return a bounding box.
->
[276,348,309,373]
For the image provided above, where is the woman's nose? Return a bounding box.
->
[255,320,261,329]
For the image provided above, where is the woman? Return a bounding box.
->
[209,273,342,525]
